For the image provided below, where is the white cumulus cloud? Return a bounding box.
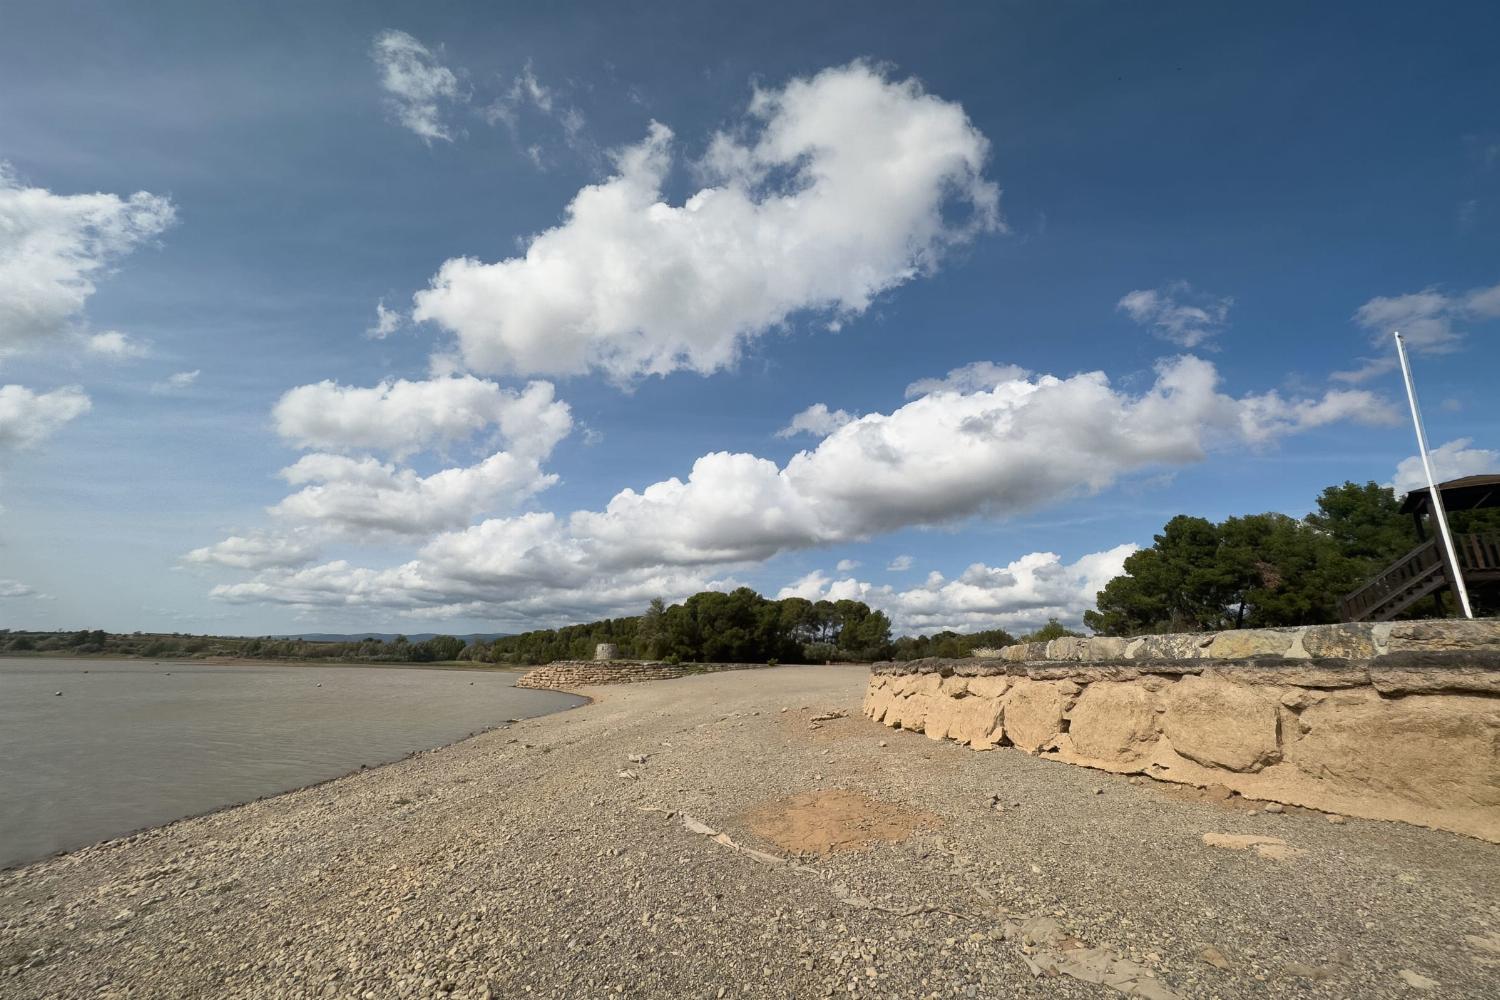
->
[367,300,402,339]
[197,379,573,547]
[150,370,199,394]
[183,532,319,571]
[203,356,1393,620]
[372,29,463,143]
[1117,282,1232,348]
[270,449,561,539]
[412,61,1000,380]
[86,331,150,360]
[886,555,914,572]
[778,544,1137,635]
[0,578,42,598]
[272,376,568,460]
[0,384,92,450]
[905,361,1027,399]
[1340,279,1500,381]
[0,164,174,356]
[1391,437,1500,495]
[775,403,855,439]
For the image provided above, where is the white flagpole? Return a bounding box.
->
[1394,331,1473,619]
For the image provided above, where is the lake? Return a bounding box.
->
[0,658,583,869]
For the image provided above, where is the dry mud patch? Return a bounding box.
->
[741,788,940,855]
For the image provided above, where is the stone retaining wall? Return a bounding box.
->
[864,619,1500,842]
[979,618,1500,664]
[516,660,771,691]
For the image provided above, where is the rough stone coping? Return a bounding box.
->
[962,618,1500,665]
[871,649,1500,679]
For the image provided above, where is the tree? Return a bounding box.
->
[423,635,466,662]
[1304,481,1414,567]
[1087,505,1380,636]
[1019,618,1083,643]
[1218,512,1360,628]
[637,597,666,658]
[1085,515,1230,635]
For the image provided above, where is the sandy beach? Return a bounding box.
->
[3,665,1497,999]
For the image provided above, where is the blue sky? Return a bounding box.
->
[1,0,1497,635]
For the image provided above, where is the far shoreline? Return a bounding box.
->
[0,652,528,672]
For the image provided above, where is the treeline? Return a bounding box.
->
[1085,480,1500,635]
[481,592,1081,666]
[0,629,473,663]
[485,588,895,665]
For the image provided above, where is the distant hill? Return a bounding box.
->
[273,633,513,645]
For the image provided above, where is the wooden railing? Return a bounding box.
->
[1339,532,1500,622]
[1455,531,1500,573]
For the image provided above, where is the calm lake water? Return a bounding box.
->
[0,658,583,869]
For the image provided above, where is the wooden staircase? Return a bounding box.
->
[1339,532,1500,622]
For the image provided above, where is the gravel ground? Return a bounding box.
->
[2,665,1497,999]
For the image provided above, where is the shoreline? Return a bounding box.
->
[0,665,588,873]
[0,651,525,671]
[3,665,1495,999]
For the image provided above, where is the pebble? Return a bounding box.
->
[1263,804,1284,814]
[1283,961,1330,980]
[1327,814,1345,824]
[1200,946,1231,970]
[1398,969,1438,990]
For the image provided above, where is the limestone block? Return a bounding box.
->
[1369,667,1500,696]
[1285,689,1500,811]
[1163,675,1280,772]
[923,694,961,741]
[1279,688,1327,712]
[1003,680,1066,752]
[1066,682,1160,763]
[1213,665,1368,689]
[1001,644,1031,662]
[1299,623,1377,659]
[898,695,931,733]
[1206,629,1294,660]
[1045,637,1088,661]
[940,675,970,697]
[965,675,1011,699]
[1081,637,1128,660]
[1388,619,1500,653]
[881,689,909,728]
[912,673,944,697]
[948,695,1005,748]
[1133,633,1205,660]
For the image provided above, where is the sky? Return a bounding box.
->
[1,0,1497,637]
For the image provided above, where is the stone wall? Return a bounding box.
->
[978,618,1500,664]
[516,660,771,691]
[864,619,1500,842]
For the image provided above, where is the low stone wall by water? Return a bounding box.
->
[864,619,1500,842]
[517,660,772,691]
